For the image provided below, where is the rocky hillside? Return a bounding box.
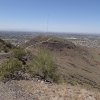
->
[0,35,100,100]
[25,35,100,90]
[24,35,76,50]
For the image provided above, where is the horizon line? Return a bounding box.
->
[0,29,100,35]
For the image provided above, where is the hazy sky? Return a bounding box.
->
[0,0,100,33]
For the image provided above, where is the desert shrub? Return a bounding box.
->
[0,39,5,44]
[28,49,60,83]
[0,44,9,53]
[2,45,9,53]
[0,39,13,53]
[12,48,26,60]
[0,58,23,81]
[6,42,14,48]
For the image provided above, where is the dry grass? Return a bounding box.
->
[28,49,61,83]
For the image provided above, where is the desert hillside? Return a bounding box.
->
[25,35,100,90]
[0,35,100,100]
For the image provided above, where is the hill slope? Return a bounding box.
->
[25,35,100,90]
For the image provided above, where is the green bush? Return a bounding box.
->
[6,42,14,48]
[0,47,62,83]
[12,48,26,60]
[0,40,13,53]
[2,45,9,53]
[0,59,23,81]
[28,49,60,83]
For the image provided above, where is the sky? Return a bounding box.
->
[0,0,100,33]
